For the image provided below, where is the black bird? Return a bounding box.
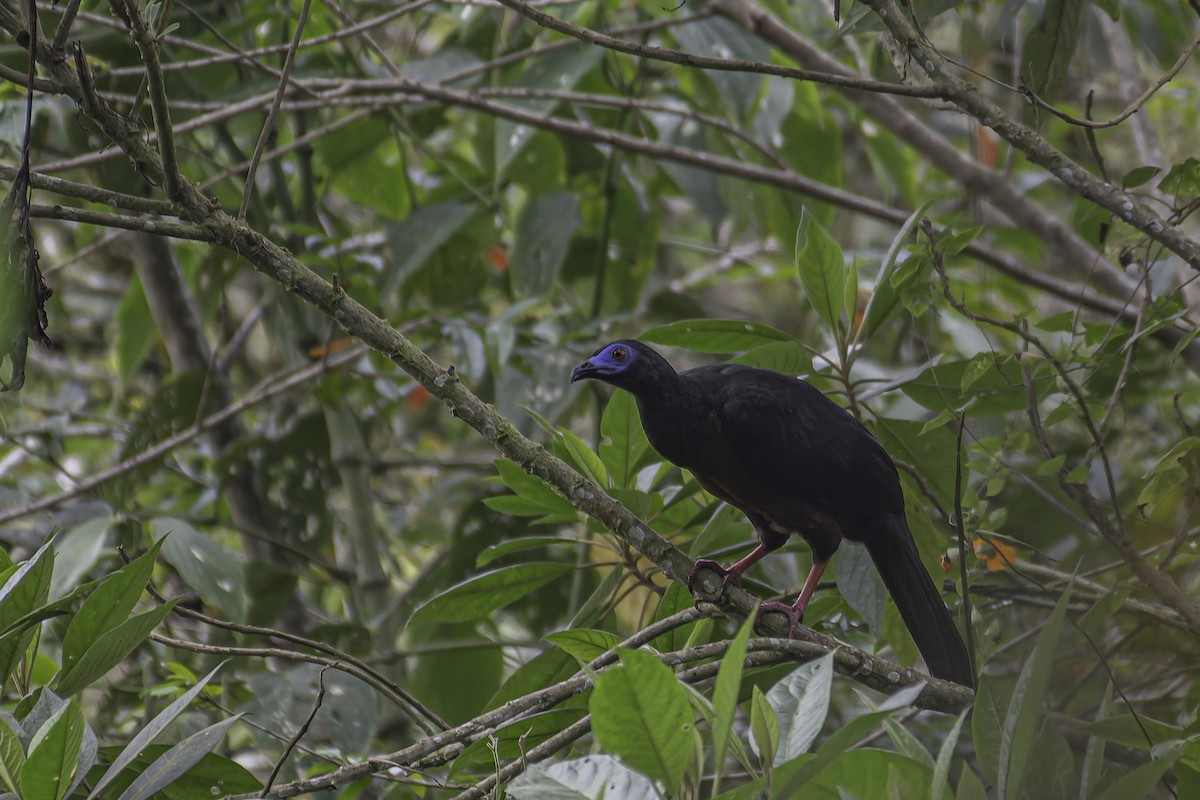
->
[571,339,974,687]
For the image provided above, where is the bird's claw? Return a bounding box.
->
[687,559,741,605]
[755,600,806,638]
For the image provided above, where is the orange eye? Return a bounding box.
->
[611,347,628,361]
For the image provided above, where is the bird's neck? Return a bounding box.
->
[630,373,708,469]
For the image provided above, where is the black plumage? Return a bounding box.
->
[571,339,974,687]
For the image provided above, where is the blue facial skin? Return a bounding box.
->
[570,342,636,382]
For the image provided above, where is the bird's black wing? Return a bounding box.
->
[690,365,903,519]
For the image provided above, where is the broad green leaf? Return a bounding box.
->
[0,538,55,685]
[113,276,157,386]
[476,536,585,567]
[729,341,811,375]
[152,518,248,623]
[1079,682,1113,800]
[486,648,577,711]
[489,459,579,519]
[410,563,571,625]
[56,601,178,697]
[546,629,622,664]
[511,192,581,297]
[859,198,939,341]
[0,715,26,795]
[672,18,768,121]
[795,208,846,334]
[115,715,243,800]
[766,652,835,765]
[49,517,113,601]
[749,685,779,768]
[21,700,84,800]
[901,357,1048,415]
[60,538,165,681]
[1122,166,1161,189]
[600,390,651,488]
[507,754,657,799]
[931,710,969,800]
[87,662,227,800]
[558,429,608,488]
[836,541,885,634]
[496,46,602,171]
[1020,0,1084,107]
[770,681,926,797]
[957,763,988,800]
[712,612,757,787]
[1092,746,1181,800]
[382,202,475,298]
[590,648,696,794]
[1161,157,1200,200]
[642,319,792,353]
[998,585,1072,800]
[971,675,1008,785]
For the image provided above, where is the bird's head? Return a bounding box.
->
[570,339,671,391]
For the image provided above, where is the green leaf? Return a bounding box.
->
[0,714,26,795]
[931,709,969,800]
[476,536,584,567]
[836,541,885,634]
[772,682,926,796]
[21,700,85,800]
[115,715,243,800]
[152,518,247,623]
[1020,0,1084,106]
[86,662,227,800]
[113,276,157,387]
[489,459,579,520]
[641,319,792,353]
[49,516,113,601]
[998,585,1072,800]
[859,198,940,341]
[600,390,652,489]
[56,601,178,697]
[1121,166,1161,189]
[766,652,835,765]
[410,563,571,625]
[511,192,581,297]
[1078,682,1113,800]
[496,46,602,171]
[1092,746,1181,800]
[558,429,608,488]
[971,675,1008,785]
[959,352,994,392]
[0,538,55,685]
[749,685,779,770]
[729,341,811,375]
[901,357,1043,415]
[712,612,757,787]
[546,629,622,664]
[60,538,165,683]
[507,754,657,799]
[382,202,476,298]
[1161,157,1200,200]
[795,208,846,334]
[590,648,696,795]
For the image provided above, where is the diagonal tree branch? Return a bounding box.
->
[859,0,1200,270]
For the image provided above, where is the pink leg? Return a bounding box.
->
[688,541,774,599]
[756,558,830,637]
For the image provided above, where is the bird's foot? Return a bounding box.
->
[687,559,741,604]
[755,600,806,638]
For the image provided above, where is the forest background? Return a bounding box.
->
[1,0,1199,797]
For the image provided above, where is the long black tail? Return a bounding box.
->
[864,514,974,688]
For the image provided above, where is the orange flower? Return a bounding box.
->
[973,537,1017,571]
[407,385,431,410]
